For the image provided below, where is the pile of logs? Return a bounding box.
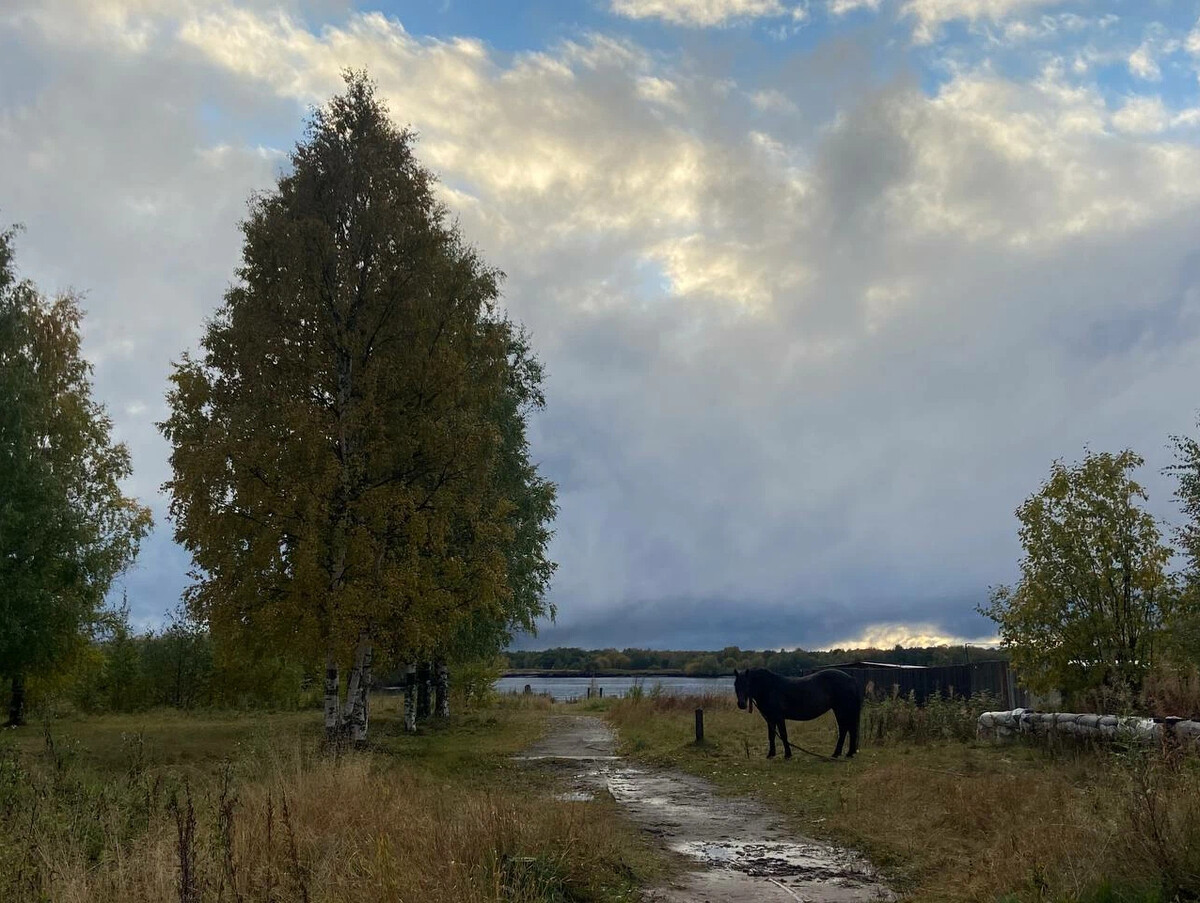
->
[978,709,1200,749]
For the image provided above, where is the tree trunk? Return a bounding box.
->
[7,674,25,726]
[341,634,373,744]
[404,663,417,733]
[416,661,431,721]
[323,652,340,742]
[435,661,450,718]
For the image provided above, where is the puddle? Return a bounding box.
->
[555,790,594,802]
[519,715,894,903]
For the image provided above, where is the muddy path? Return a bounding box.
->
[517,715,895,903]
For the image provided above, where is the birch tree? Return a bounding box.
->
[161,73,549,741]
[981,450,1175,699]
[0,226,152,724]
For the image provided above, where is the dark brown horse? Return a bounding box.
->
[733,667,861,759]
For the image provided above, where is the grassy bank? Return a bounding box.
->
[0,697,664,902]
[608,692,1200,903]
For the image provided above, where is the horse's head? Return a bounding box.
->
[733,668,752,712]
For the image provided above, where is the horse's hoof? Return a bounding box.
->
[784,752,792,759]
[766,752,775,759]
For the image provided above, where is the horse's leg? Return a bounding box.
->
[777,719,792,759]
[832,709,847,758]
[766,719,777,758]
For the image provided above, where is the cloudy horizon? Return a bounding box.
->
[3,0,1200,651]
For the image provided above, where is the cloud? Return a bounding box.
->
[4,0,1200,651]
[901,0,1068,44]
[1112,95,1168,135]
[608,0,794,27]
[1128,41,1161,81]
[827,0,881,16]
[820,623,1000,650]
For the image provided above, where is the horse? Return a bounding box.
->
[733,667,861,759]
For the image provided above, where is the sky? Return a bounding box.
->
[3,0,1200,652]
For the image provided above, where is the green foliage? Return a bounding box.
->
[982,450,1176,701]
[504,644,1000,674]
[160,73,555,679]
[0,225,152,722]
[57,605,306,714]
[865,690,1000,744]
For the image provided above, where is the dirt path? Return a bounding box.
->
[517,715,895,903]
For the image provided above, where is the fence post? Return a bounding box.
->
[695,708,704,743]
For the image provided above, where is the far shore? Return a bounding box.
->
[501,669,720,678]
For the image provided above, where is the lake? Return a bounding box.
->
[495,675,734,701]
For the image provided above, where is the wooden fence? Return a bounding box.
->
[803,660,1022,708]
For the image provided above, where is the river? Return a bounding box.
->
[495,674,734,701]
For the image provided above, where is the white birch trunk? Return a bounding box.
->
[323,653,340,741]
[404,663,417,733]
[341,634,373,743]
[435,662,449,718]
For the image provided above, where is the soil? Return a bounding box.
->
[517,715,895,903]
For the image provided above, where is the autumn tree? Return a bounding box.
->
[1164,423,1200,667]
[439,329,557,672]
[981,450,1175,701]
[160,74,555,741]
[0,226,152,725]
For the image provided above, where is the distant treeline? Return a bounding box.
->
[502,644,1005,677]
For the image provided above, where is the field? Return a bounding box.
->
[4,693,1200,902]
[0,697,665,903]
[607,692,1200,903]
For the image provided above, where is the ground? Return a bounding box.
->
[518,714,893,902]
[2,696,1197,902]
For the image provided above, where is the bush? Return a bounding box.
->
[865,690,1000,744]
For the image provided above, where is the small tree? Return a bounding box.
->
[982,450,1175,702]
[0,226,152,724]
[1165,423,1200,669]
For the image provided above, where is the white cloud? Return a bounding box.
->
[609,0,791,26]
[902,0,1067,44]
[1128,42,1161,81]
[827,0,881,16]
[1112,95,1169,135]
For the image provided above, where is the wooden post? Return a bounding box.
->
[695,708,704,743]
[599,687,603,698]
[587,687,592,699]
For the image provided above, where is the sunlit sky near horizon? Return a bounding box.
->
[4,0,1200,651]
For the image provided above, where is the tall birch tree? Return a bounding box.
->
[161,73,552,741]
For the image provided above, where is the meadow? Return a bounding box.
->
[607,690,1200,903]
[0,696,664,903]
[4,690,1199,902]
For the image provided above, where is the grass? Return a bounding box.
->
[607,692,1200,903]
[0,695,665,903]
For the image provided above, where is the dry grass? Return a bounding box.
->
[0,704,661,903]
[609,693,1200,902]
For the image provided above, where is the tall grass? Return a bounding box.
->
[0,709,655,903]
[608,691,1200,902]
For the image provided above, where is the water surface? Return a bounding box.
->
[495,674,733,701]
